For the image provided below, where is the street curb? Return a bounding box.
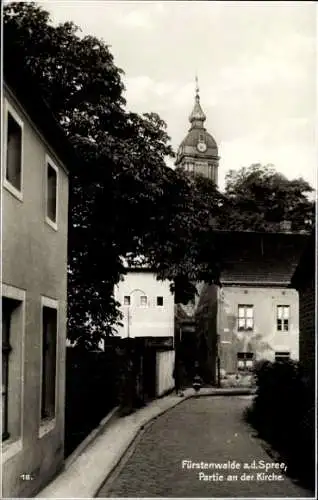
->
[93,388,256,497]
[64,405,121,471]
[95,404,173,497]
[93,394,189,497]
[190,389,256,397]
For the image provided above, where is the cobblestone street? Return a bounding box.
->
[98,396,312,498]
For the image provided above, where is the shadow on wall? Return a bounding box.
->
[220,313,274,387]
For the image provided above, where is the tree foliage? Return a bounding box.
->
[218,164,315,232]
[4,2,222,347]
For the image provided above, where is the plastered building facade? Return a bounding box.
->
[2,70,76,497]
[114,269,174,339]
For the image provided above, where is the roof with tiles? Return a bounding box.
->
[215,230,310,286]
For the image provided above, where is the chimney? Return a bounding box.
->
[280,220,292,233]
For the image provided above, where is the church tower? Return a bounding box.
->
[175,78,219,185]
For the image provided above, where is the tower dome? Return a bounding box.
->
[175,77,219,185]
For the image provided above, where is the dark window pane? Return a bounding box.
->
[47,163,57,223]
[157,296,163,306]
[275,352,290,361]
[6,112,22,191]
[2,298,15,441]
[41,307,57,419]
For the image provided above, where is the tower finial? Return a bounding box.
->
[189,73,206,125]
[195,74,199,99]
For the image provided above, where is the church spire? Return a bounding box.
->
[189,75,206,127]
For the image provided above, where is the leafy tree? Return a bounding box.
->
[4,2,222,348]
[218,164,315,232]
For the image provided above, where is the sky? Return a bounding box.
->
[42,1,316,191]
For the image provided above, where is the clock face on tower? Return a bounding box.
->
[197,141,207,153]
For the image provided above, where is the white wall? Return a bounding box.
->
[114,271,175,338]
[156,350,175,396]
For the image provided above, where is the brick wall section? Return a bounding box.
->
[298,283,315,380]
[291,230,315,383]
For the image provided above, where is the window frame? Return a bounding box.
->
[237,304,254,332]
[1,284,25,462]
[276,305,290,332]
[3,99,24,201]
[275,351,291,362]
[237,352,254,371]
[39,296,59,438]
[140,295,148,307]
[123,296,131,306]
[45,154,59,231]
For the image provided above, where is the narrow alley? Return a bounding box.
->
[98,396,312,498]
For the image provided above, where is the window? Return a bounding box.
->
[46,159,58,227]
[2,296,22,442]
[157,296,164,306]
[188,163,194,173]
[140,296,147,306]
[277,305,290,332]
[237,352,254,371]
[2,298,13,441]
[275,351,290,362]
[238,305,254,331]
[5,109,22,194]
[41,305,57,420]
[124,296,131,306]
